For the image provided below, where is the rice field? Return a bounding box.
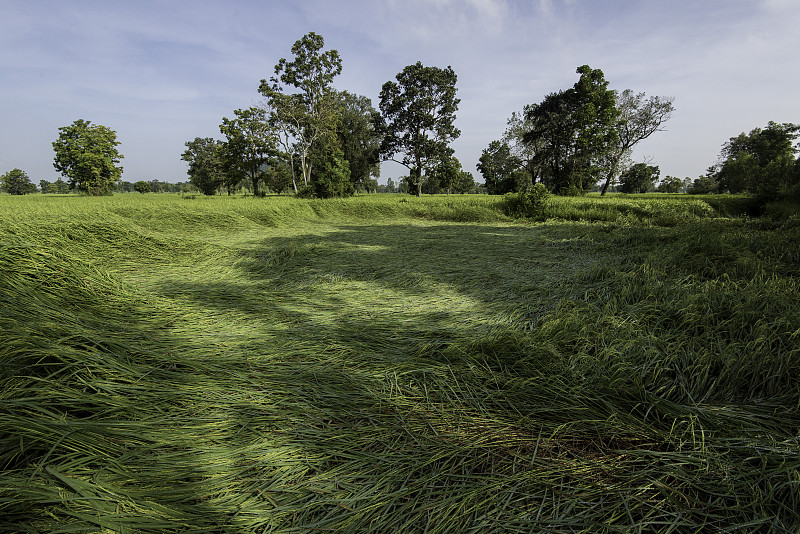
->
[1,192,799,532]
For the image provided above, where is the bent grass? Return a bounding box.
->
[1,193,798,532]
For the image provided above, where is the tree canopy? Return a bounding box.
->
[52,119,124,196]
[133,180,151,194]
[598,90,674,195]
[425,156,474,194]
[1,168,37,195]
[259,32,342,193]
[619,163,660,193]
[174,34,687,200]
[476,140,526,195]
[334,91,381,192]
[220,107,277,197]
[378,62,460,197]
[181,138,226,196]
[522,65,619,194]
[712,121,800,197]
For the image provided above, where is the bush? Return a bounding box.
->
[502,183,551,219]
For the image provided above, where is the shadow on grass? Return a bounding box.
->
[8,217,800,531]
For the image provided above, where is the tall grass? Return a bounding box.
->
[1,193,798,532]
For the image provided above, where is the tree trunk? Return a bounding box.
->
[600,175,611,196]
[600,156,621,196]
[414,156,422,197]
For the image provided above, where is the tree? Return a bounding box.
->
[334,91,381,191]
[599,90,675,195]
[307,144,353,198]
[41,177,71,194]
[619,163,659,193]
[427,156,473,194]
[378,62,460,197]
[134,181,151,194]
[713,121,800,197]
[502,108,538,188]
[1,169,37,195]
[220,107,277,197]
[52,119,124,195]
[181,138,225,195]
[477,140,526,194]
[522,66,619,194]
[656,175,683,193]
[688,170,719,195]
[263,160,293,194]
[259,32,342,193]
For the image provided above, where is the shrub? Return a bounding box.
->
[502,183,551,219]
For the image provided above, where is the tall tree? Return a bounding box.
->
[220,107,277,197]
[599,90,675,195]
[503,108,539,187]
[258,32,342,192]
[522,66,619,194]
[378,62,460,197]
[334,91,381,191]
[1,169,37,195]
[52,119,124,196]
[181,138,225,196]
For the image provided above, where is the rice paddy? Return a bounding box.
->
[1,193,799,532]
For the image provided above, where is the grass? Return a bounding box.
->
[1,193,799,532]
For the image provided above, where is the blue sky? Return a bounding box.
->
[1,0,798,185]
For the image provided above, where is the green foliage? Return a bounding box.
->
[378,62,460,196]
[656,175,684,193]
[477,140,525,194]
[1,168,37,195]
[425,156,474,194]
[620,162,660,193]
[523,65,619,194]
[263,160,293,194]
[598,90,675,195]
[52,119,124,196]
[44,178,71,194]
[259,32,342,191]
[502,182,551,219]
[181,137,225,195]
[133,180,151,194]
[713,121,800,199]
[308,144,353,198]
[334,91,382,191]
[688,174,719,195]
[219,107,276,197]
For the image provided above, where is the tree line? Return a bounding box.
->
[180,33,473,198]
[3,32,798,199]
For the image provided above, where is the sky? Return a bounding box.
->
[1,0,799,186]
